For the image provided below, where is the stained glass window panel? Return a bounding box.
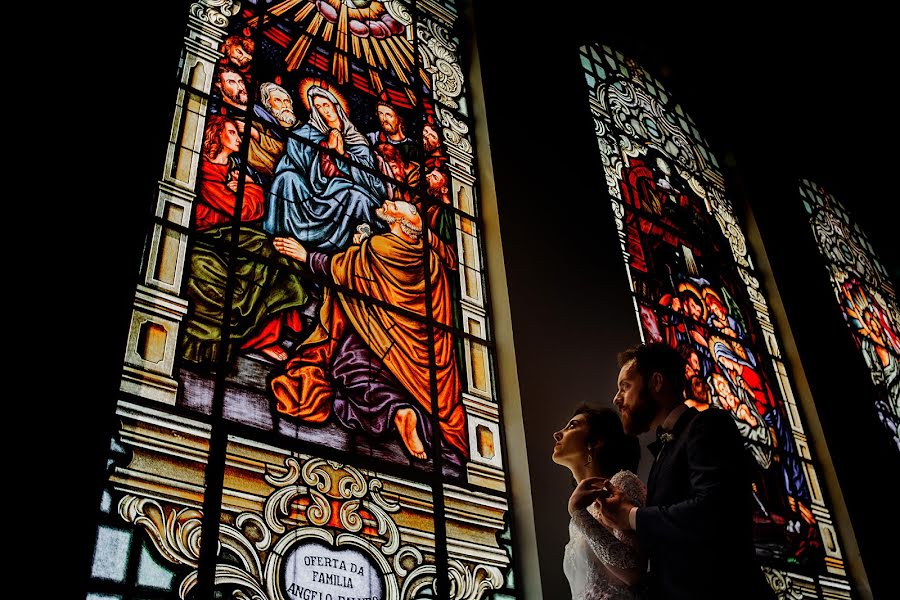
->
[212,437,454,600]
[85,403,211,596]
[800,180,899,451]
[91,526,132,583]
[580,43,852,595]
[136,542,178,590]
[90,0,518,598]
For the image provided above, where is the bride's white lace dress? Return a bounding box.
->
[563,470,646,600]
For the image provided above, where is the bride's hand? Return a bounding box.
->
[568,477,609,516]
[597,485,637,531]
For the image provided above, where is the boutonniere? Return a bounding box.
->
[659,432,674,444]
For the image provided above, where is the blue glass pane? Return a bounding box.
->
[100,489,113,514]
[87,595,123,600]
[458,95,469,117]
[91,525,132,582]
[137,542,177,590]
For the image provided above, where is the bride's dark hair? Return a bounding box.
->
[574,404,640,475]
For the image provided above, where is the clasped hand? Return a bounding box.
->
[569,477,637,533]
[568,477,611,515]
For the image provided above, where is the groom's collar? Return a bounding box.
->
[660,403,688,432]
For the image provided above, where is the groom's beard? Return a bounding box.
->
[622,387,658,436]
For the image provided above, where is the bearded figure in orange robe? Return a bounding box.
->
[271,200,468,463]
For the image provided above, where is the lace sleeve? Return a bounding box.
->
[611,470,646,508]
[570,509,640,569]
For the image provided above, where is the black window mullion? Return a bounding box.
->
[194,6,271,600]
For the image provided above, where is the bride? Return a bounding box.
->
[552,406,646,600]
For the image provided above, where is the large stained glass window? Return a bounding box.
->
[800,180,900,451]
[85,2,517,599]
[580,45,852,598]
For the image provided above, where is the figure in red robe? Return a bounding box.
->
[180,115,308,364]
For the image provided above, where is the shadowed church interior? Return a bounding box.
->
[74,2,896,599]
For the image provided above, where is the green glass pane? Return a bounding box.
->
[802,199,812,214]
[491,594,516,600]
[580,54,593,72]
[91,525,132,582]
[697,145,709,161]
[137,542,177,590]
[585,73,596,89]
[594,64,606,80]
[87,595,123,600]
[590,46,602,62]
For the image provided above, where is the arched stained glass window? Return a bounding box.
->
[800,179,900,451]
[84,2,518,599]
[580,45,852,597]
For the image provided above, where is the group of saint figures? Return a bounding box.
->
[620,152,822,561]
[178,33,467,466]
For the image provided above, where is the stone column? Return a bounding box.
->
[120,0,240,404]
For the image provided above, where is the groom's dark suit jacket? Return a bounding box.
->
[637,406,775,600]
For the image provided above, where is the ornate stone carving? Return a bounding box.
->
[447,559,504,600]
[600,80,697,171]
[384,1,412,26]
[119,496,203,567]
[189,0,240,28]
[121,453,505,600]
[418,19,464,109]
[811,208,876,284]
[711,206,751,270]
[762,567,804,600]
[438,108,472,155]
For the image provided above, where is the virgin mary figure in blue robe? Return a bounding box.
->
[264,84,387,252]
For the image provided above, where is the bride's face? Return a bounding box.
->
[552,414,591,467]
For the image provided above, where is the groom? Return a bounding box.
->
[598,343,774,600]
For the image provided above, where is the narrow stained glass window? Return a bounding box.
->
[800,179,899,451]
[580,44,853,598]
